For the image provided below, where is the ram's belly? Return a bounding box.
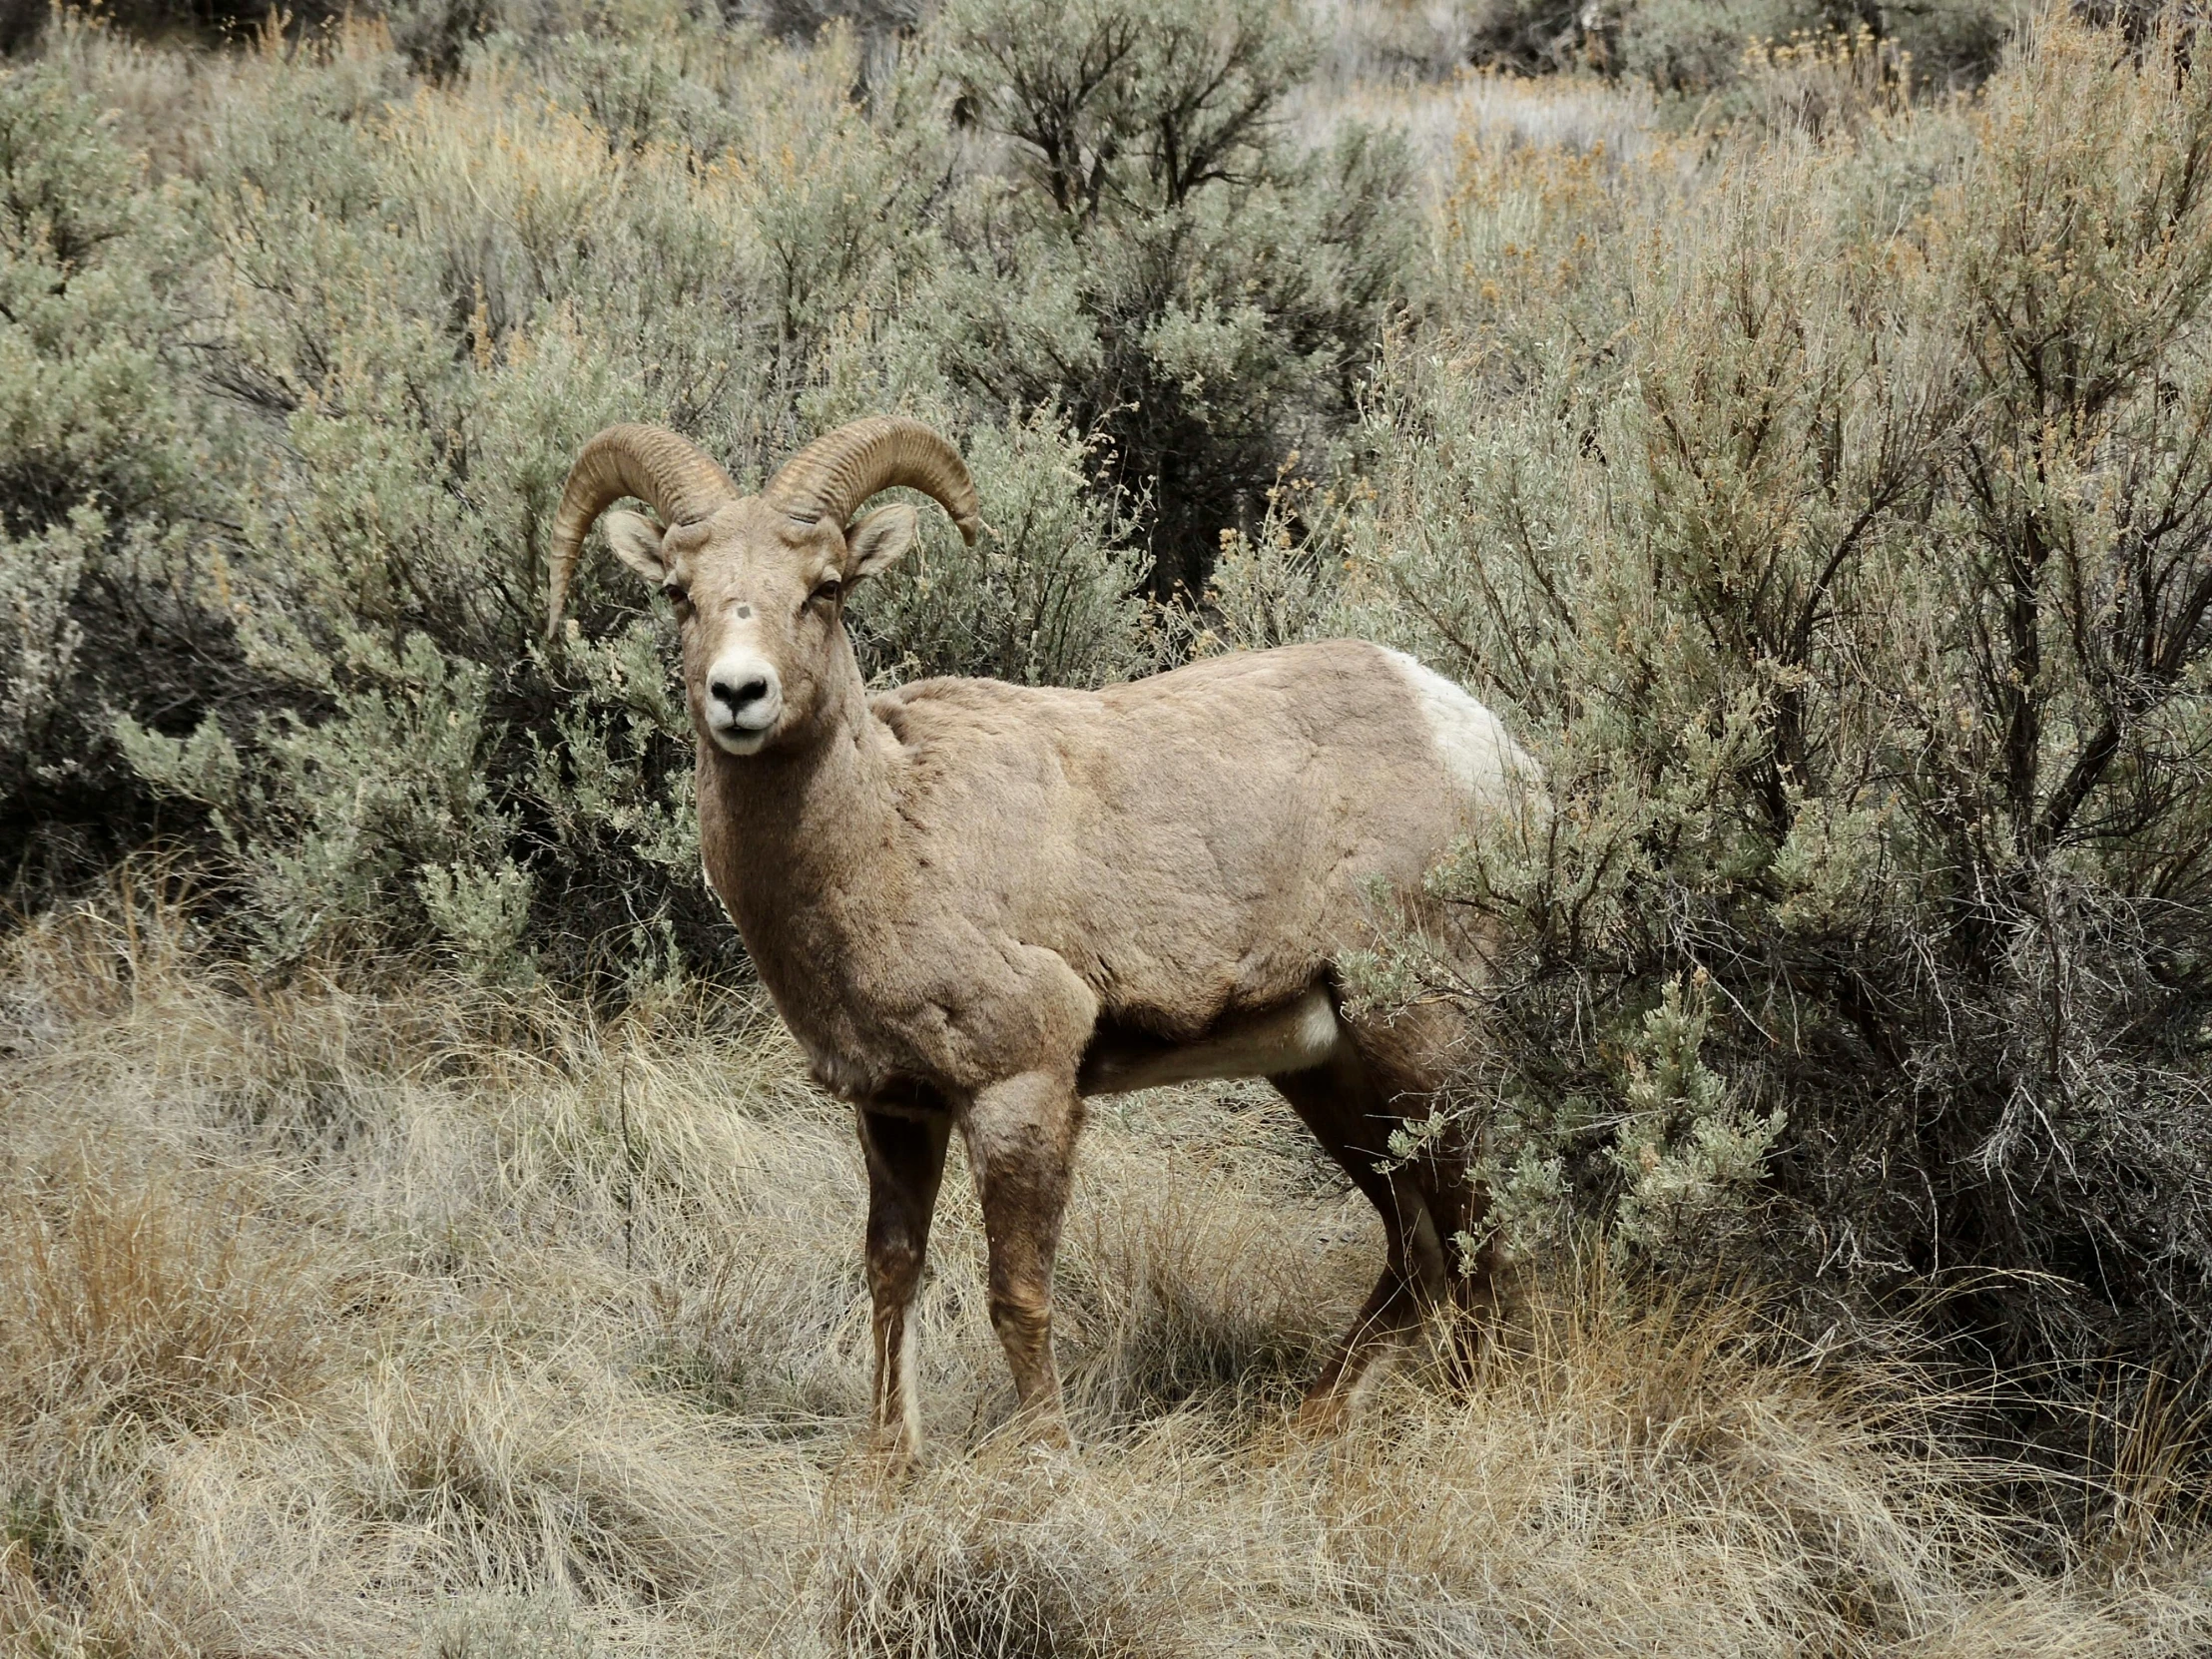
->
[1076,987,1345,1096]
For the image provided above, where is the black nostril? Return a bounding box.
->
[712,676,771,714]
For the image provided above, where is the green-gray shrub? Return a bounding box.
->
[1295,8,2212,1382]
[1619,0,1840,94]
[1616,1,2018,96]
[1464,0,1606,74]
[850,409,1159,688]
[0,61,254,880]
[1886,0,2016,86]
[919,0,1417,597]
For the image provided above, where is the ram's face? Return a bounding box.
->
[547,418,976,753]
[600,497,918,757]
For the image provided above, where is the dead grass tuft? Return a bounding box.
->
[822,1451,1191,1659]
[0,1163,324,1436]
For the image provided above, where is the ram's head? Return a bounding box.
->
[548,418,981,756]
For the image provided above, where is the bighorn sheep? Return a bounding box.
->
[548,417,1542,1459]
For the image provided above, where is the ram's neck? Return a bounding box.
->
[694,635,908,982]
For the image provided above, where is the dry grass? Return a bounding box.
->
[0,883,2204,1656]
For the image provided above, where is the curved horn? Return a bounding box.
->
[762,416,981,548]
[546,424,739,637]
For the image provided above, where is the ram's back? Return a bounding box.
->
[869,641,1539,1041]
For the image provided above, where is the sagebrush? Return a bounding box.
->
[1208,4,2212,1406]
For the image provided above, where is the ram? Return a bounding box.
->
[548,417,1544,1462]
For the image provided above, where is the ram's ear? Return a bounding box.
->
[845,504,919,582]
[602,509,669,584]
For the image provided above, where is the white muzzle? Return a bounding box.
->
[704,650,783,755]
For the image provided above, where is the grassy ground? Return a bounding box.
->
[0,883,2205,1657]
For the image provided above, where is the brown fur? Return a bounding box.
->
[573,459,1541,1462]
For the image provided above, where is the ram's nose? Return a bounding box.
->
[712,671,774,718]
[705,655,783,749]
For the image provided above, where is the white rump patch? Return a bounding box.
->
[1380,648,1540,803]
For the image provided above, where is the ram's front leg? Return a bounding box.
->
[960,1069,1084,1448]
[858,1105,951,1471]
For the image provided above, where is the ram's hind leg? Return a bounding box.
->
[1417,1135,1502,1320]
[1344,1004,1501,1322]
[1272,1052,1451,1431]
[858,1104,952,1472]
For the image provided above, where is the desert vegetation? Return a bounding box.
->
[5,0,2212,1653]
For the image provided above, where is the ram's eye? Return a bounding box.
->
[810,578,843,607]
[661,582,690,608]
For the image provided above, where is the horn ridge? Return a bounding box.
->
[545,424,738,638]
[763,416,981,548]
